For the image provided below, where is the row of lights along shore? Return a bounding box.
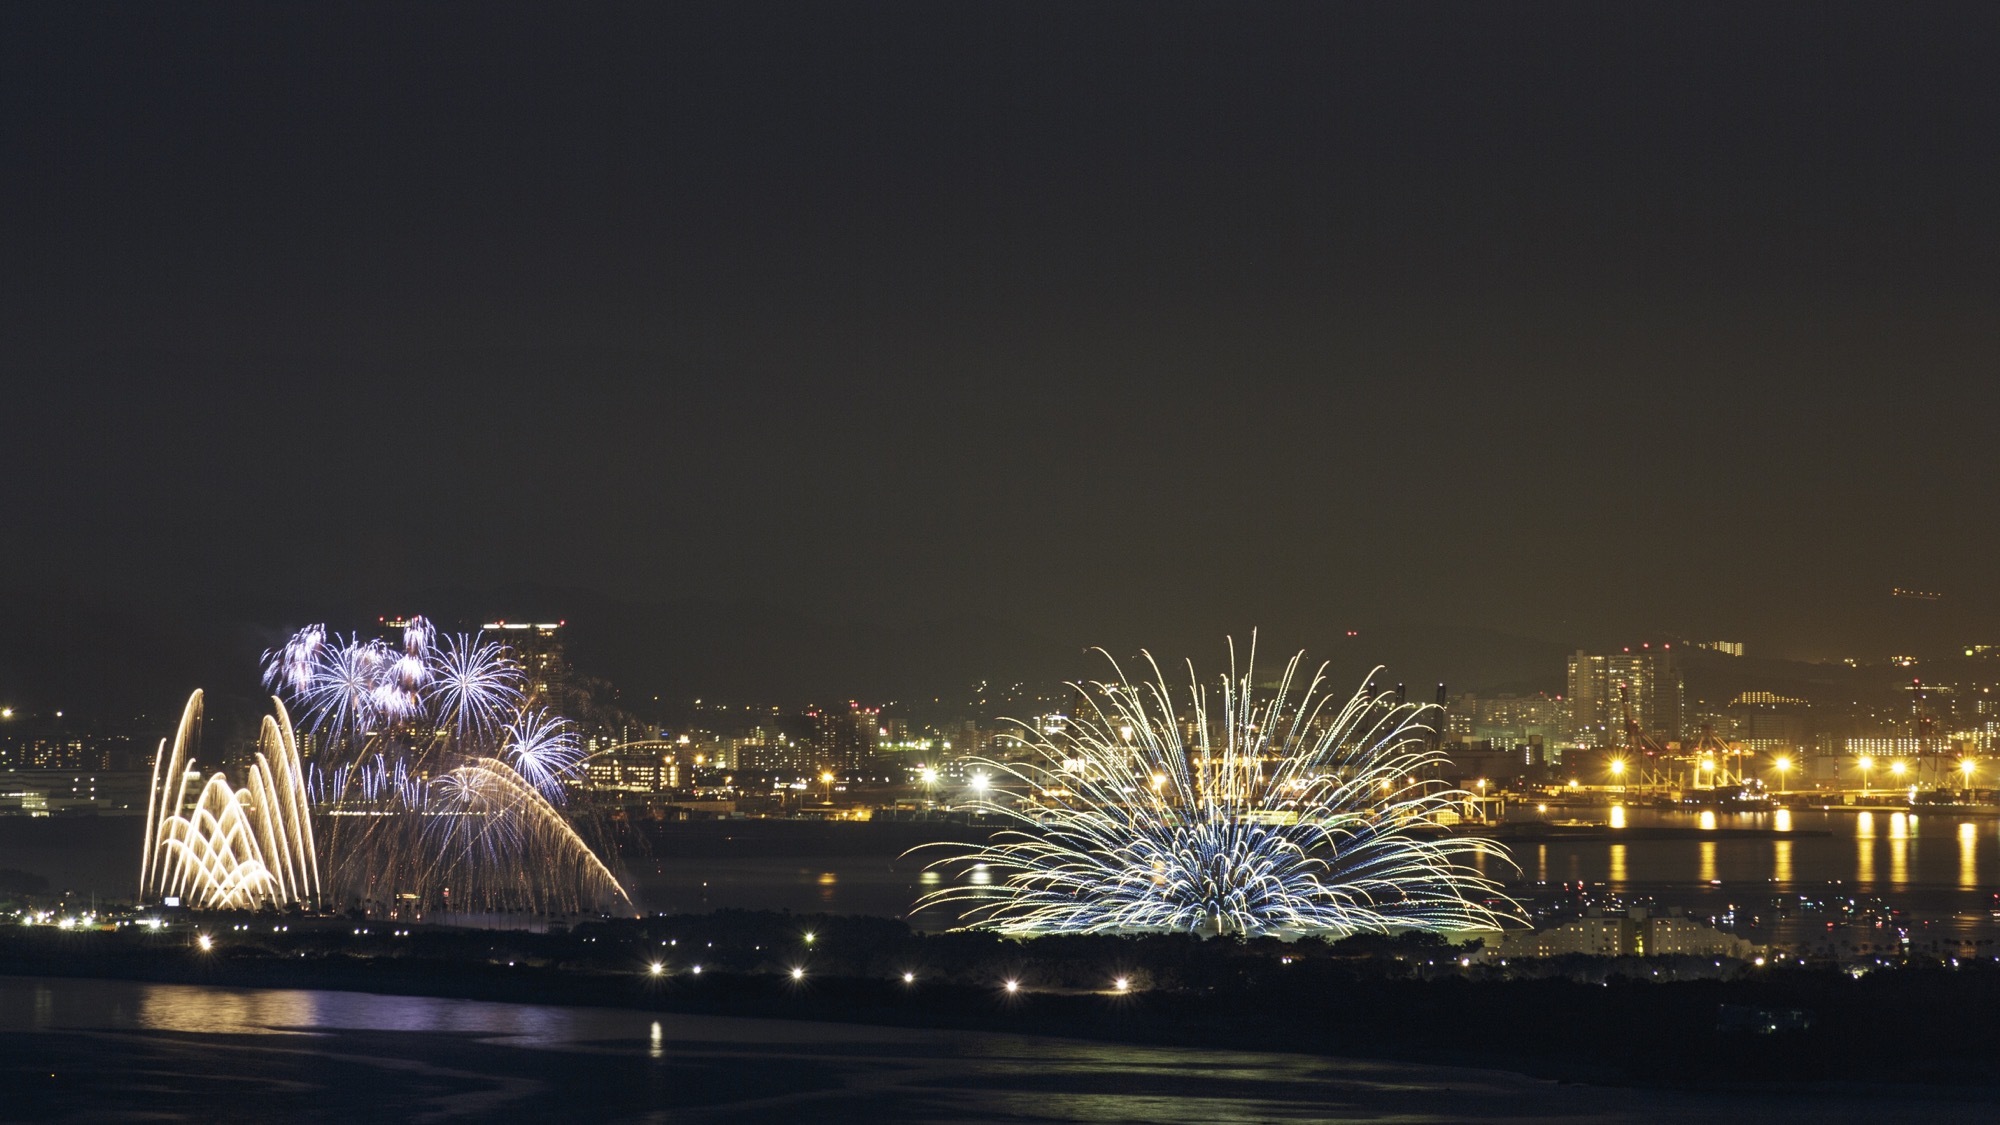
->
[181,926,1136,995]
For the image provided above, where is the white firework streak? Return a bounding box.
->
[502,707,585,802]
[915,640,1523,938]
[427,632,525,743]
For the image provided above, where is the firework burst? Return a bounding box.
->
[503,707,584,802]
[915,639,1521,938]
[258,615,628,916]
[428,632,525,742]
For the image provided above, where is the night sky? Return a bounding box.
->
[6,3,1999,670]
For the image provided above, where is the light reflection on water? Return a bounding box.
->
[620,808,2000,922]
[10,976,2000,1123]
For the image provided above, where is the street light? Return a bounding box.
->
[1857,755,1873,796]
[1890,760,1908,781]
[1772,756,1791,794]
[1961,759,1977,790]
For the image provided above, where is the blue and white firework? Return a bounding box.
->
[915,639,1522,938]
[502,707,585,802]
[262,614,629,914]
[270,632,392,748]
[427,632,525,742]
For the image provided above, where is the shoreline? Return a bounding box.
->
[9,940,2000,1098]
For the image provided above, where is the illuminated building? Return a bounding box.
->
[481,621,568,705]
[585,743,681,793]
[811,702,881,772]
[1566,647,1684,748]
[1496,907,1759,959]
[1727,692,1809,756]
[1449,693,1569,758]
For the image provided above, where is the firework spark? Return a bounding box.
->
[259,615,629,917]
[141,692,320,910]
[503,707,585,802]
[428,631,525,742]
[424,758,630,913]
[915,639,1521,938]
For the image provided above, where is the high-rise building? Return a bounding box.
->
[1567,647,1684,747]
[811,703,881,773]
[482,621,569,707]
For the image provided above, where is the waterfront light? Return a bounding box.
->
[802,931,815,945]
[196,934,213,952]
[1891,760,1908,778]
[1004,979,1020,993]
[1962,759,1977,782]
[1113,976,1130,992]
[920,766,939,784]
[648,961,664,976]
[1608,758,1626,777]
[902,972,915,984]
[790,966,805,981]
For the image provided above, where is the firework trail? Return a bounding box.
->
[915,638,1521,938]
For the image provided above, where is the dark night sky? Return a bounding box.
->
[5,2,1999,669]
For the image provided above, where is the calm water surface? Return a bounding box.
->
[624,808,2000,925]
[5,975,1997,1123]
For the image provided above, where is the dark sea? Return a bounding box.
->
[6,975,1998,1123]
